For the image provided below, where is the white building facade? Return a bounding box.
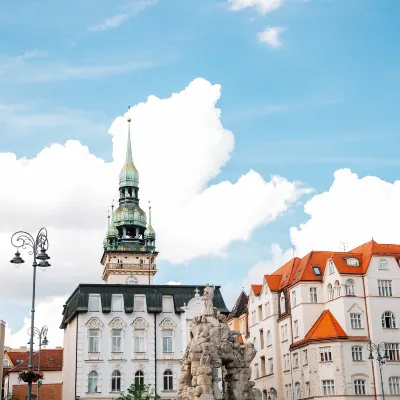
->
[248,241,400,400]
[61,115,229,400]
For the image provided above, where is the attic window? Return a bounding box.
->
[346,257,359,266]
[283,275,288,282]
[48,358,55,362]
[293,269,301,280]
[312,266,321,276]
[16,359,23,364]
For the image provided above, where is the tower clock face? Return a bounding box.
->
[126,276,138,285]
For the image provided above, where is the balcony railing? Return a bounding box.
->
[104,263,157,271]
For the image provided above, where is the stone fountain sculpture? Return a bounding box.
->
[178,284,257,400]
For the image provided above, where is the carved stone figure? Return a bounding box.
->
[178,285,256,400]
[203,283,215,316]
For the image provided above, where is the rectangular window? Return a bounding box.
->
[386,343,400,361]
[261,357,266,376]
[258,305,263,321]
[378,280,392,296]
[303,349,308,366]
[111,294,123,312]
[260,329,264,349]
[88,294,100,312]
[352,346,363,361]
[354,379,366,395]
[379,258,389,270]
[293,352,299,369]
[350,313,362,329]
[134,330,145,352]
[292,291,297,307]
[268,358,273,374]
[286,384,292,400]
[162,330,173,353]
[134,295,145,312]
[312,266,321,276]
[305,382,310,397]
[322,380,335,395]
[389,376,400,395]
[162,296,174,312]
[251,310,256,326]
[88,330,99,353]
[281,324,288,342]
[265,302,270,318]
[329,261,335,274]
[319,346,332,362]
[254,363,259,379]
[112,329,122,352]
[310,287,317,303]
[294,320,299,338]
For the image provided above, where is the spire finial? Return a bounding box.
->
[148,200,152,227]
[125,106,133,164]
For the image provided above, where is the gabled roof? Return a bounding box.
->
[227,291,248,320]
[351,240,400,273]
[291,310,347,349]
[290,251,332,286]
[251,284,262,296]
[5,349,63,372]
[264,275,281,291]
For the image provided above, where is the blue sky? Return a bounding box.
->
[1,0,400,339]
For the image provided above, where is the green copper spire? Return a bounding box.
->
[144,201,156,244]
[119,108,139,190]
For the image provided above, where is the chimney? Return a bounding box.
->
[0,320,6,397]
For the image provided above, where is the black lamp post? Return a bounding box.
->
[368,341,389,400]
[10,228,50,400]
[28,325,49,400]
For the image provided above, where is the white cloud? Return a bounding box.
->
[258,27,286,48]
[88,0,158,32]
[0,78,309,309]
[6,297,66,348]
[290,168,400,256]
[228,0,284,14]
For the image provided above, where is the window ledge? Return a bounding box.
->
[319,361,333,364]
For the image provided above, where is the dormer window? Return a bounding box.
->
[346,257,359,266]
[312,266,321,276]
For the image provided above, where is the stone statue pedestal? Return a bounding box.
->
[178,295,256,400]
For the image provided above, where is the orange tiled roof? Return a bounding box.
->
[251,284,262,296]
[6,349,63,372]
[264,275,282,291]
[351,240,400,273]
[291,310,347,349]
[329,252,362,274]
[290,251,332,286]
[6,351,29,367]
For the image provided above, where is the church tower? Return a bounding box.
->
[101,112,158,284]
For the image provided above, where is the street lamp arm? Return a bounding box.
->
[11,231,36,255]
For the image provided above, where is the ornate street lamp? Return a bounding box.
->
[28,325,49,400]
[368,341,389,400]
[10,228,50,400]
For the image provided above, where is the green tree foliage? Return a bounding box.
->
[116,382,160,400]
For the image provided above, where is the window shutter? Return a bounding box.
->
[122,372,125,391]
[109,375,112,393]
[98,373,102,392]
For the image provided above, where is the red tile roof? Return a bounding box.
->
[251,284,262,296]
[291,310,347,349]
[6,351,29,367]
[5,349,63,372]
[264,275,281,291]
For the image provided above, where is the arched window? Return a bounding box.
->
[295,382,301,399]
[88,371,98,393]
[354,379,366,395]
[389,377,400,395]
[280,293,285,314]
[164,370,173,391]
[328,284,333,300]
[334,280,341,298]
[135,370,144,387]
[382,311,396,329]
[345,279,355,296]
[266,330,272,346]
[111,370,121,392]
